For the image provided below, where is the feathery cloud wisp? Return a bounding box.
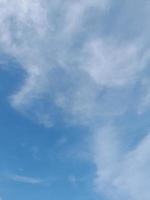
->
[8,174,44,185]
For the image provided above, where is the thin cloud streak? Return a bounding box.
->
[8,174,44,185]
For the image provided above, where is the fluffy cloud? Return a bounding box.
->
[0,0,150,199]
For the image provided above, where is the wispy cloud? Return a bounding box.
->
[0,0,148,123]
[93,126,150,200]
[0,0,150,199]
[8,174,44,185]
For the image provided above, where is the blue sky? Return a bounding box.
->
[0,66,98,200]
[0,0,150,200]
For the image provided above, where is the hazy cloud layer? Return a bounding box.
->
[0,0,150,199]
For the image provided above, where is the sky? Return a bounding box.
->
[0,0,150,200]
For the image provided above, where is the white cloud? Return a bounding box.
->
[0,0,148,123]
[94,126,150,200]
[137,77,150,114]
[0,0,115,126]
[0,0,149,118]
[82,39,145,87]
[116,134,150,200]
[8,174,44,185]
[0,0,47,50]
[63,0,110,35]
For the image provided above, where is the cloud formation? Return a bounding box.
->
[0,0,150,199]
[0,0,149,121]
